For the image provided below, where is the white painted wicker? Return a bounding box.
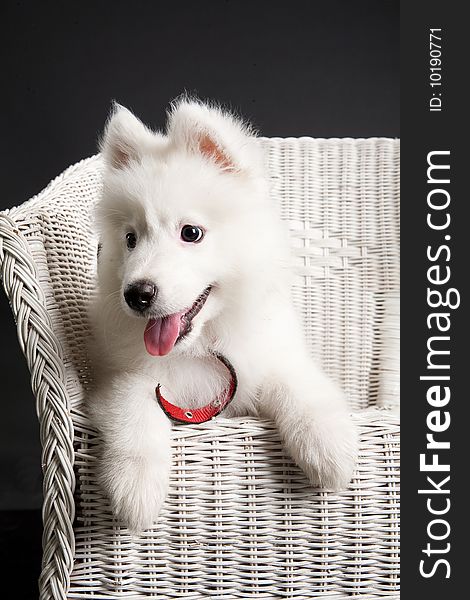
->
[0,137,400,599]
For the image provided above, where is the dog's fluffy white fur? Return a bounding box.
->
[89,99,358,532]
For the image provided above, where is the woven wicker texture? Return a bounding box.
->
[0,137,400,599]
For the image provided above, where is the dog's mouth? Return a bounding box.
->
[143,286,212,356]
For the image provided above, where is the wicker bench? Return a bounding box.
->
[0,137,400,599]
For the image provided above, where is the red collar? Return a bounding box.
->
[155,352,237,424]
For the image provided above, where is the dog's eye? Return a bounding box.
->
[126,232,137,249]
[181,225,204,243]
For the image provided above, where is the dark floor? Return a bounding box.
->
[0,510,42,599]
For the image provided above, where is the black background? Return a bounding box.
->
[0,0,399,595]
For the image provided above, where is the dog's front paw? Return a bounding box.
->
[99,454,170,533]
[286,412,358,490]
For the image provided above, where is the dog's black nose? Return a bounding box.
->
[124,281,157,312]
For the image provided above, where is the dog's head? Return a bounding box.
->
[95,99,284,357]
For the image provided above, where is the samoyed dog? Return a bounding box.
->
[89,99,357,532]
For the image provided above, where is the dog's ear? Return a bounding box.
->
[167,99,262,174]
[100,103,157,169]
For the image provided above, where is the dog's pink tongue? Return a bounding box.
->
[144,314,182,356]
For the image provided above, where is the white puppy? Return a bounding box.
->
[89,99,357,532]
